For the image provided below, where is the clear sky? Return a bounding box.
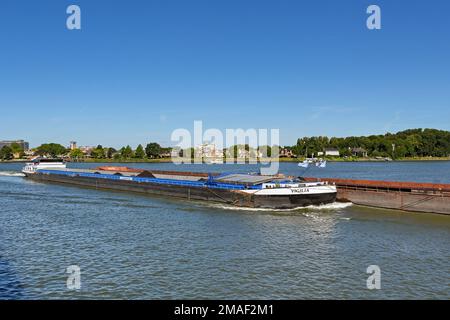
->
[0,0,449,148]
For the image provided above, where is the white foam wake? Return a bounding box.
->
[0,171,26,177]
[204,201,352,212]
[305,202,353,210]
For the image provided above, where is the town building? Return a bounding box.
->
[279,148,296,158]
[225,146,262,159]
[69,141,77,150]
[351,147,368,157]
[0,140,30,151]
[238,149,250,158]
[171,149,182,158]
[195,143,224,160]
[159,150,172,158]
[79,146,95,156]
[324,148,340,156]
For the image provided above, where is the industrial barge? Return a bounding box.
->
[22,159,337,209]
[305,177,450,215]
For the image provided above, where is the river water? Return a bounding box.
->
[0,161,449,299]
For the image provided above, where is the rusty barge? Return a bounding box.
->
[304,177,450,215]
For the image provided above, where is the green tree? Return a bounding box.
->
[394,144,407,158]
[232,145,239,159]
[145,142,161,158]
[8,143,25,158]
[107,147,116,159]
[134,144,145,159]
[9,143,23,154]
[121,145,133,158]
[69,148,84,159]
[0,146,14,160]
[91,145,105,159]
[290,128,450,159]
[36,143,67,157]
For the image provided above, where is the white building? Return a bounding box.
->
[195,143,224,159]
[318,148,340,157]
[79,146,95,155]
[324,148,340,156]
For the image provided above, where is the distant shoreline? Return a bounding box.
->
[1,157,450,164]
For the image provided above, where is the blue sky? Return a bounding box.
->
[0,0,449,148]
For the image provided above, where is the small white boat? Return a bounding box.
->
[22,158,66,174]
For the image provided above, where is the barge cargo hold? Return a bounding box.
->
[22,161,337,209]
[305,177,450,215]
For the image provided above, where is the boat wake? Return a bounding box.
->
[305,202,353,210]
[0,171,25,177]
[203,201,353,212]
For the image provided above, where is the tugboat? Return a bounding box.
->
[22,164,337,209]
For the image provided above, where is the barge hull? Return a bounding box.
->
[337,187,449,215]
[27,173,335,209]
[305,177,450,215]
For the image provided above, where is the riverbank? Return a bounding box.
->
[2,156,449,163]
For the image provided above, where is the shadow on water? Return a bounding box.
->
[0,254,26,299]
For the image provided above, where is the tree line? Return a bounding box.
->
[68,143,172,160]
[0,142,171,160]
[0,142,25,160]
[1,128,449,160]
[290,128,450,158]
